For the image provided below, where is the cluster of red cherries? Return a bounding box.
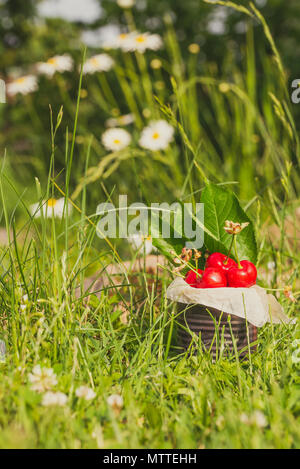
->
[185,252,257,288]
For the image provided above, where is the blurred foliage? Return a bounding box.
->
[84,0,300,83]
[0,0,300,212]
[1,0,300,79]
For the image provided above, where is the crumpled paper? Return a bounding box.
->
[166,277,295,328]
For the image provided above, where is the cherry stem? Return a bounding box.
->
[187,263,200,276]
[233,235,242,268]
[195,258,198,276]
[224,235,235,265]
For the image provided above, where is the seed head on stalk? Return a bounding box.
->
[223,220,249,268]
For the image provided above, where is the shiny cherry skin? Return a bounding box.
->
[197,267,227,288]
[185,269,204,287]
[206,252,237,272]
[227,260,257,287]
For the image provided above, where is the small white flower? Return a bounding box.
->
[240,410,267,428]
[123,31,163,53]
[75,385,96,401]
[83,54,114,74]
[139,120,174,151]
[30,198,73,219]
[7,75,38,96]
[103,32,132,51]
[252,410,267,428]
[107,393,123,410]
[28,365,58,393]
[42,391,68,407]
[36,55,73,77]
[105,113,135,128]
[117,0,135,8]
[102,128,131,152]
[128,234,155,255]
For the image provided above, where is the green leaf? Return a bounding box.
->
[151,236,185,263]
[200,183,257,263]
[150,201,206,268]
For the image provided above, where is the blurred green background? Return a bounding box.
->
[0,0,299,213]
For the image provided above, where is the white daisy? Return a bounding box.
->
[105,113,135,128]
[75,385,96,401]
[117,0,135,8]
[139,120,174,151]
[107,393,123,410]
[128,234,155,255]
[101,128,131,152]
[83,54,114,74]
[123,31,163,53]
[103,32,132,51]
[28,365,58,393]
[42,391,68,407]
[6,75,38,96]
[36,54,73,77]
[30,198,73,219]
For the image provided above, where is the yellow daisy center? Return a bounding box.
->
[152,132,160,140]
[136,36,146,43]
[119,34,127,40]
[47,198,57,207]
[113,139,121,144]
[47,58,58,65]
[90,57,99,66]
[16,77,26,84]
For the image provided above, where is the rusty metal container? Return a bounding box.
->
[177,303,257,359]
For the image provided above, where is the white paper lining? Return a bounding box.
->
[166,277,295,328]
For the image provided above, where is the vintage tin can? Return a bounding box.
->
[177,303,257,359]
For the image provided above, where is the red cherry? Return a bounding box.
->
[227,260,257,288]
[206,252,237,272]
[199,267,227,288]
[185,269,204,287]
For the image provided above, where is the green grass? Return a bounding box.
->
[0,238,298,449]
[0,2,299,449]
